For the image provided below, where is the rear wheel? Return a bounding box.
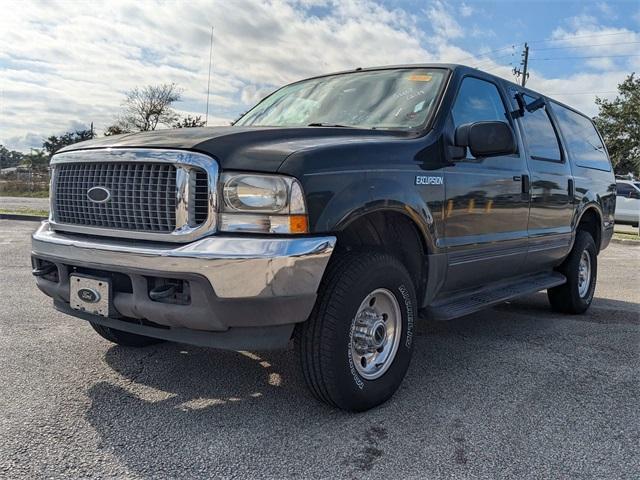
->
[90,322,164,347]
[548,230,597,314]
[296,251,417,411]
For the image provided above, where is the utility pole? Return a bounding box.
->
[205,26,214,126]
[512,42,530,87]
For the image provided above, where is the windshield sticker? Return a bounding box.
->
[408,74,432,82]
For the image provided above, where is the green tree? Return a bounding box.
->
[42,128,94,159]
[594,73,640,176]
[22,149,49,171]
[104,124,129,136]
[115,83,182,132]
[173,115,206,128]
[0,145,25,169]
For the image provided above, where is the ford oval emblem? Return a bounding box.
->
[78,288,101,303]
[87,186,111,203]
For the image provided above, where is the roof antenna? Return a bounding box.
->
[205,26,214,126]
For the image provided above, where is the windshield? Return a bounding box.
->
[235,68,447,130]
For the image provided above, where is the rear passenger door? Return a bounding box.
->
[512,90,575,272]
[442,76,530,293]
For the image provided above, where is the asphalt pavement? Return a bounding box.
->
[0,220,638,479]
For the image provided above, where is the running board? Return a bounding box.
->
[426,272,566,321]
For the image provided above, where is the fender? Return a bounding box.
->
[573,198,603,229]
[309,172,447,307]
[571,195,604,251]
[315,173,441,254]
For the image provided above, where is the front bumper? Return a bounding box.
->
[32,222,336,349]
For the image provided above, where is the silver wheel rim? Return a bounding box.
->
[350,288,402,380]
[578,250,592,298]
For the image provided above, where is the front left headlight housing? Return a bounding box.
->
[219,172,308,234]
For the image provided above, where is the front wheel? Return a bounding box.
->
[296,251,417,411]
[548,231,597,314]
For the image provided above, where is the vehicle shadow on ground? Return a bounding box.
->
[83,293,639,477]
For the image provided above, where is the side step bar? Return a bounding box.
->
[426,272,566,321]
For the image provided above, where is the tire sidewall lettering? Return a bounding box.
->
[398,284,414,348]
[347,321,365,390]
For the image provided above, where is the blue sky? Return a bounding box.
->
[1,0,638,152]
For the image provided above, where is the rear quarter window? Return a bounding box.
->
[550,102,611,172]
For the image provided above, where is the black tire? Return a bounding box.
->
[296,251,417,412]
[90,322,164,347]
[548,230,597,314]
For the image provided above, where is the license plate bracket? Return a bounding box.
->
[69,274,111,317]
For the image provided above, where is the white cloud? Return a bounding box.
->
[0,0,635,151]
[596,2,616,19]
[425,1,463,39]
[550,24,639,56]
[460,3,473,18]
[3,132,45,152]
[240,85,275,106]
[1,0,437,150]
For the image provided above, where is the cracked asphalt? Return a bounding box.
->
[1,219,638,479]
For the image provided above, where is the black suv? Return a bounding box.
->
[32,64,616,411]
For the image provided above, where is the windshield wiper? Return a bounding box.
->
[307,122,350,128]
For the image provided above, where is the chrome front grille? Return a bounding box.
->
[193,170,209,226]
[54,163,178,232]
[50,149,219,242]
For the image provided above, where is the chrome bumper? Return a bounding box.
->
[32,222,336,347]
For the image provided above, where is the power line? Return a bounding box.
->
[453,32,639,77]
[483,64,513,73]
[527,31,634,45]
[530,40,640,51]
[530,53,640,61]
[471,53,517,70]
[453,44,519,64]
[453,32,637,66]
[545,91,617,96]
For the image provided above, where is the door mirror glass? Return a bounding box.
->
[454,121,517,158]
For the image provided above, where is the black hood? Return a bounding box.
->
[60,126,405,173]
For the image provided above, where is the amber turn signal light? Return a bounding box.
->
[289,215,309,233]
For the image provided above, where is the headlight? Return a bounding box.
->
[223,175,288,212]
[219,173,308,234]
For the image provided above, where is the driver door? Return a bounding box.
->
[442,76,530,293]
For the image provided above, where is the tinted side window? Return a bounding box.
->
[452,77,509,128]
[551,102,611,171]
[616,183,632,196]
[520,95,562,162]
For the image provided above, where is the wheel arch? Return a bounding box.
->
[331,206,434,305]
[575,204,603,252]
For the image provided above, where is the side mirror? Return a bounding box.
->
[454,121,517,159]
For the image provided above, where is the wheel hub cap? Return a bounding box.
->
[350,288,402,380]
[353,311,388,353]
[578,250,591,298]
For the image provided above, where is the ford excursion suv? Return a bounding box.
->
[32,65,615,411]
